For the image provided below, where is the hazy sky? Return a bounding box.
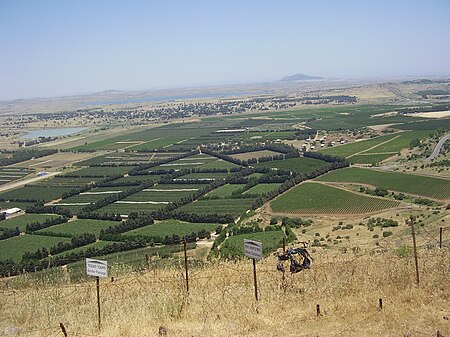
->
[1,0,449,100]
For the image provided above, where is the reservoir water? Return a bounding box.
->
[22,127,87,139]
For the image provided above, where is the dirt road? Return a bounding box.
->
[0,171,61,193]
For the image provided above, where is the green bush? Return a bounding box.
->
[382,231,393,238]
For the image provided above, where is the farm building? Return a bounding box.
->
[1,207,21,217]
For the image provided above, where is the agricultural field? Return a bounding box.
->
[245,172,264,179]
[33,176,99,187]
[348,153,396,165]
[64,243,197,277]
[206,184,246,198]
[0,185,74,202]
[320,131,434,164]
[177,198,255,218]
[65,166,133,177]
[237,131,296,140]
[158,155,239,170]
[74,152,182,166]
[69,120,235,151]
[96,202,167,215]
[127,138,187,151]
[111,174,164,185]
[320,133,398,158]
[121,187,197,203]
[176,172,231,180]
[36,219,120,238]
[316,167,450,200]
[55,186,132,205]
[270,182,400,214]
[0,235,71,262]
[0,167,32,185]
[230,150,284,161]
[0,213,60,232]
[0,201,36,212]
[219,230,285,258]
[53,240,115,257]
[122,219,219,239]
[255,156,328,174]
[364,130,433,154]
[244,183,282,195]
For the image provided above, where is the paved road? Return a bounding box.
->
[427,133,450,160]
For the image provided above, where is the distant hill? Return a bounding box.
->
[280,73,323,81]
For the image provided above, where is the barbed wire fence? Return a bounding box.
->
[0,224,448,336]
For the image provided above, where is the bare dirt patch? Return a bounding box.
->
[412,110,450,118]
[10,152,96,170]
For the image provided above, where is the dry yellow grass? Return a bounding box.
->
[0,247,448,337]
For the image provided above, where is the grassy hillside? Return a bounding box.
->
[1,248,447,336]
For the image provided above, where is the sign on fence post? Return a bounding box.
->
[244,239,262,302]
[86,258,108,331]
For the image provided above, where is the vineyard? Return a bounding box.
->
[316,167,450,200]
[122,219,219,239]
[36,219,120,238]
[270,182,400,214]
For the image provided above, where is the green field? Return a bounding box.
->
[56,186,135,205]
[0,168,32,185]
[256,156,328,174]
[123,219,218,239]
[0,186,74,202]
[177,172,231,180]
[66,166,133,177]
[53,240,116,257]
[35,176,99,187]
[177,198,255,217]
[206,184,246,198]
[0,235,71,262]
[316,167,450,200]
[365,131,432,154]
[96,202,167,215]
[320,134,398,158]
[127,138,186,151]
[74,152,181,166]
[0,201,37,211]
[36,219,120,238]
[320,131,434,164]
[220,230,285,258]
[271,182,400,214]
[122,189,196,202]
[348,153,396,165]
[70,120,234,151]
[112,175,163,185]
[0,214,60,231]
[238,131,296,140]
[244,183,282,195]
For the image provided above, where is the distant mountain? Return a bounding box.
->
[280,73,323,81]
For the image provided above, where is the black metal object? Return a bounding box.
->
[277,247,313,273]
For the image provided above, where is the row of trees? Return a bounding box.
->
[26,204,72,218]
[0,227,20,240]
[25,216,68,233]
[0,240,151,277]
[0,149,57,167]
